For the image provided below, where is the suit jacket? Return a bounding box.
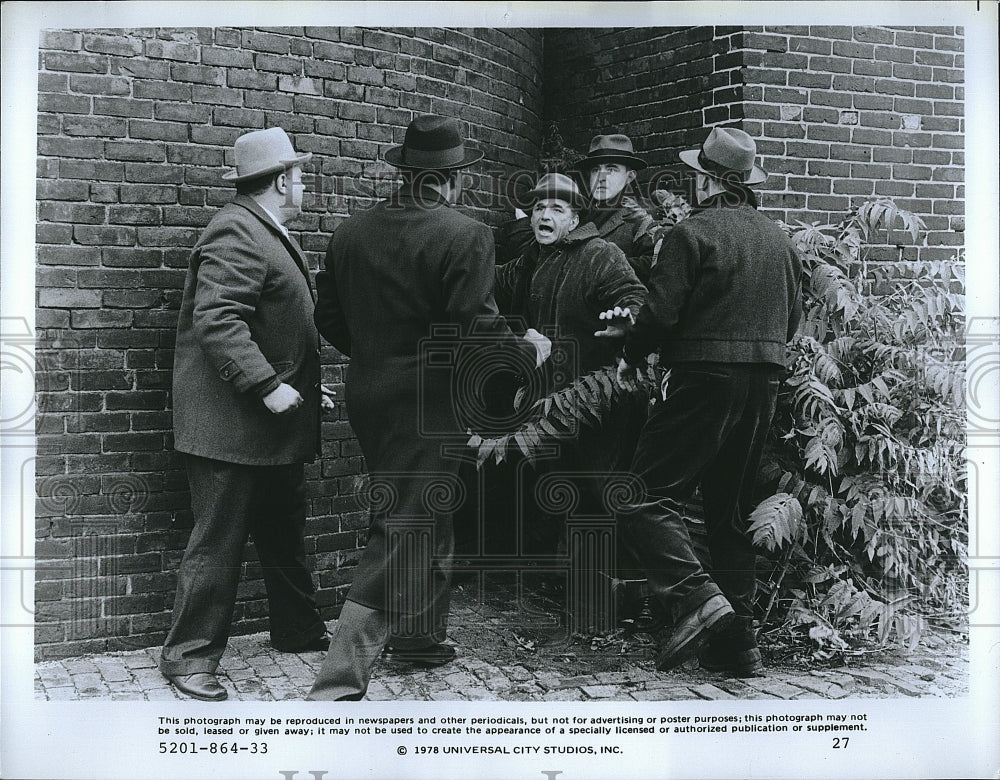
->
[172,195,320,465]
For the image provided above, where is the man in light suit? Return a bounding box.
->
[307,115,550,700]
[161,127,332,701]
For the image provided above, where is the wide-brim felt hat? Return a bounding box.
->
[525,172,586,209]
[679,126,768,185]
[576,133,647,171]
[384,114,484,170]
[222,127,312,182]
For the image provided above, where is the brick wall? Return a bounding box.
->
[34,26,544,659]
[740,25,964,262]
[544,27,742,186]
[544,26,964,262]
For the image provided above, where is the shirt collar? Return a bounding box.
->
[259,205,289,238]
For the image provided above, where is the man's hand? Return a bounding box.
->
[614,356,639,392]
[594,306,635,338]
[263,382,304,414]
[524,327,552,368]
[320,384,337,411]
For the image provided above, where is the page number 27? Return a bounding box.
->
[832,737,850,749]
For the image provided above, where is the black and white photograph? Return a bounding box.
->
[1,2,997,779]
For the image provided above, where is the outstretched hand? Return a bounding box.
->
[594,306,635,338]
[614,356,639,392]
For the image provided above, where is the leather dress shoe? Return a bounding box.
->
[698,616,765,677]
[381,643,457,668]
[273,631,332,653]
[655,594,735,671]
[166,672,228,702]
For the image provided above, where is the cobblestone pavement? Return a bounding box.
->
[35,578,968,702]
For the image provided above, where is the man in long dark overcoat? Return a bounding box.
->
[161,128,331,701]
[493,172,647,540]
[307,115,550,700]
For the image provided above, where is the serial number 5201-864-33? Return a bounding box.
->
[159,742,268,754]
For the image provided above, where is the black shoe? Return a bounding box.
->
[655,594,735,671]
[381,643,457,668]
[697,616,764,677]
[166,672,228,701]
[273,631,331,653]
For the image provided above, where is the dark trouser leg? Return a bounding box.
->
[307,600,389,701]
[249,463,325,649]
[160,455,257,676]
[618,366,751,622]
[699,368,779,617]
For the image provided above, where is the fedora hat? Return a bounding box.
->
[679,127,768,185]
[221,127,312,182]
[576,134,647,171]
[525,172,586,209]
[384,115,484,170]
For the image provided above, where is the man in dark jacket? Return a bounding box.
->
[494,173,647,583]
[575,134,657,282]
[307,116,550,701]
[161,128,331,701]
[597,127,802,676]
[494,173,647,389]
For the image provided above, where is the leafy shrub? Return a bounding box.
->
[752,199,966,658]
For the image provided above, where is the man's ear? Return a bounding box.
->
[570,212,580,231]
[626,169,637,186]
[274,171,288,195]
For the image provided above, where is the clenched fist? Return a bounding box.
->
[263,382,304,414]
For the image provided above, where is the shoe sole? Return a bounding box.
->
[381,649,457,668]
[170,683,228,702]
[699,651,765,678]
[382,657,454,668]
[656,604,735,671]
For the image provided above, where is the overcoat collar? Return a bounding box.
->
[232,194,314,297]
[390,182,452,208]
[590,207,626,238]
